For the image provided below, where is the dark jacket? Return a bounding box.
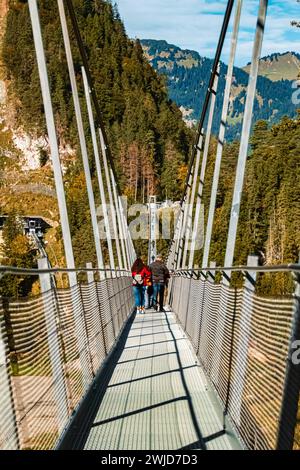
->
[149,260,170,284]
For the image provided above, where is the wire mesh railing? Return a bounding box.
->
[168,268,300,450]
[0,270,134,450]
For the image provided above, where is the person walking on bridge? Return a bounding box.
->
[131,257,151,314]
[149,254,170,312]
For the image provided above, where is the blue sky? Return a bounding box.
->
[115,0,300,66]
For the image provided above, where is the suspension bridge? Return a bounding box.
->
[0,0,299,451]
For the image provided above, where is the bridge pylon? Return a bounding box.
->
[148,196,158,265]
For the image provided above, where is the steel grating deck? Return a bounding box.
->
[84,309,241,450]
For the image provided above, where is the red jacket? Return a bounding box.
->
[132,266,151,287]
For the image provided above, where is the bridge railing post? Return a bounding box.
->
[210,270,230,388]
[86,263,94,286]
[207,261,217,283]
[172,208,183,270]
[228,254,259,429]
[276,268,300,450]
[85,263,107,365]
[119,195,134,267]
[38,258,69,434]
[183,270,193,332]
[194,264,215,357]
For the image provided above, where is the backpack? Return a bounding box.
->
[133,273,144,286]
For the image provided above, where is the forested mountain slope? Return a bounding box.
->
[141,39,298,141]
[195,115,300,294]
[0,1,299,296]
[0,0,192,275]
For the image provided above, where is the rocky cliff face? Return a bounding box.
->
[0,1,47,170]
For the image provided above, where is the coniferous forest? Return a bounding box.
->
[2,0,191,199]
[195,116,300,295]
[141,39,299,141]
[0,0,299,295]
[0,0,299,451]
[1,0,192,272]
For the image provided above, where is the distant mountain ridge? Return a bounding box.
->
[243,51,300,81]
[141,39,298,140]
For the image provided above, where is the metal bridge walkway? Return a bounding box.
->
[71,309,241,450]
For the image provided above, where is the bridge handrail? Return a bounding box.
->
[169,265,300,450]
[0,264,135,450]
[1,264,299,278]
[173,264,300,274]
[0,266,131,276]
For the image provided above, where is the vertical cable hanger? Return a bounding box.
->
[64,0,120,194]
[166,0,235,262]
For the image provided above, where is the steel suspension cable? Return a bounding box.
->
[64,0,120,195]
[166,0,235,262]
[180,0,234,208]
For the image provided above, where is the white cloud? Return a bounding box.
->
[115,0,300,66]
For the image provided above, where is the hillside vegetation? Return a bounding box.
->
[0,0,192,277]
[141,39,298,141]
[0,1,299,297]
[193,115,300,294]
[243,51,300,82]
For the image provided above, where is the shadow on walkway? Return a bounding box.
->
[59,308,229,450]
[58,311,136,450]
